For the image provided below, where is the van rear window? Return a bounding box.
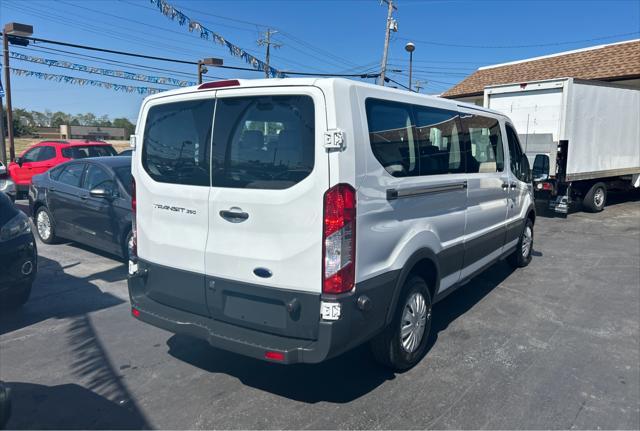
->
[142,99,215,186]
[212,95,315,190]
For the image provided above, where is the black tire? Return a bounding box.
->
[583,182,607,213]
[34,206,57,244]
[1,283,32,310]
[370,276,433,371]
[508,218,534,268]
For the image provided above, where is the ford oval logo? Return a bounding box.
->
[253,268,272,278]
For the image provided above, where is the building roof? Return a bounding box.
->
[442,39,640,98]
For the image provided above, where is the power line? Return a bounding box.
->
[3,1,223,61]
[3,34,381,79]
[10,67,165,95]
[16,45,205,79]
[144,0,364,69]
[396,31,640,49]
[10,52,192,87]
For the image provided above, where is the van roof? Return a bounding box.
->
[143,77,505,118]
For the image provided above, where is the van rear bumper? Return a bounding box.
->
[128,269,397,364]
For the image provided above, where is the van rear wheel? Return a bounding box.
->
[370,276,432,371]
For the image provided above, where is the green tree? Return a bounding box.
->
[112,117,135,138]
[51,111,70,127]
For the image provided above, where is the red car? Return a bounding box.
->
[9,140,117,197]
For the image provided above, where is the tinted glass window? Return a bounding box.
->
[142,99,214,186]
[506,124,530,182]
[461,115,504,173]
[36,146,56,161]
[83,164,112,190]
[57,163,85,187]
[49,165,64,180]
[113,166,132,196]
[212,95,315,190]
[62,145,116,159]
[366,99,418,177]
[22,147,41,163]
[414,107,464,175]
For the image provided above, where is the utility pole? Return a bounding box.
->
[257,29,282,79]
[378,0,398,86]
[3,23,33,162]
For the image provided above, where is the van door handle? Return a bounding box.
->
[510,182,517,189]
[501,182,509,189]
[219,208,249,223]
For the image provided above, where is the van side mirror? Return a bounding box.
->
[15,157,23,167]
[521,154,532,183]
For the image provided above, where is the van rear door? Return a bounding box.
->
[135,95,215,317]
[204,86,328,339]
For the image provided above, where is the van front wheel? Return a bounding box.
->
[370,276,432,371]
[508,218,534,268]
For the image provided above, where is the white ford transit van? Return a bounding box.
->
[128,78,535,370]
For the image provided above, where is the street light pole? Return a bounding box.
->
[197,61,204,84]
[3,23,33,162]
[405,42,415,92]
[197,57,223,84]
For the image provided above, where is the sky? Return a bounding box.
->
[1,0,639,122]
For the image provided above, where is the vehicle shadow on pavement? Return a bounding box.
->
[0,255,126,336]
[427,260,516,350]
[165,259,521,404]
[166,334,394,404]
[5,315,150,429]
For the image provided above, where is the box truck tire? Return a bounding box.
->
[370,276,433,371]
[583,182,607,213]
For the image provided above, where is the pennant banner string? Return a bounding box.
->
[149,0,284,78]
[10,68,165,95]
[10,51,196,87]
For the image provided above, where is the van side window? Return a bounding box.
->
[365,99,418,177]
[505,124,530,182]
[460,115,504,173]
[212,95,315,190]
[414,107,464,175]
[142,99,215,186]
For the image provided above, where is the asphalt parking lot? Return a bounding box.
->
[1,193,639,430]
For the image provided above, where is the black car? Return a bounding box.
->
[0,191,37,309]
[29,157,133,260]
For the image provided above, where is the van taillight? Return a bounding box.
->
[131,177,137,260]
[322,184,356,294]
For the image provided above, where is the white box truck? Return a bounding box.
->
[484,78,640,213]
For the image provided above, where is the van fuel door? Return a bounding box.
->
[324,129,345,151]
